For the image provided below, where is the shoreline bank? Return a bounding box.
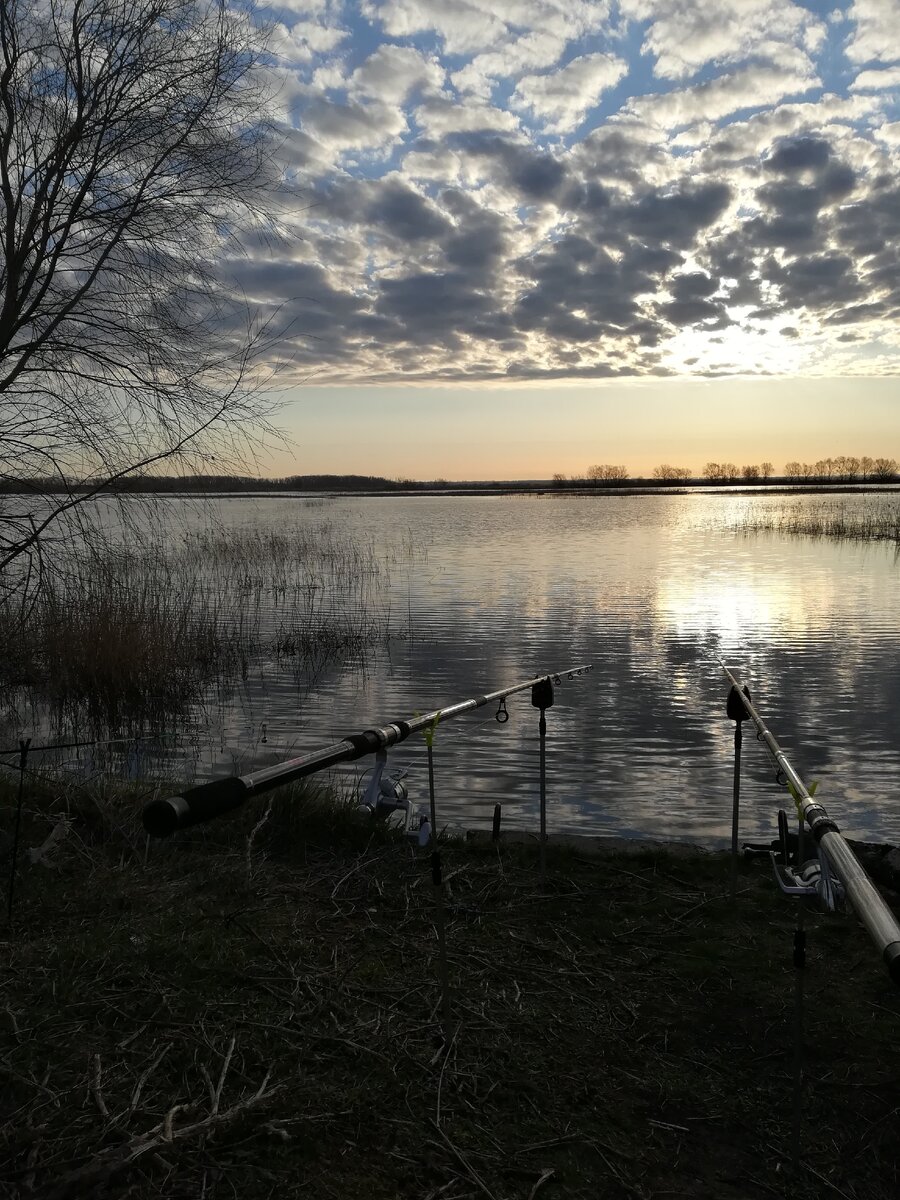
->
[3,780,900,1198]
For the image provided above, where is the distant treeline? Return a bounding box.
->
[113,474,422,492]
[0,474,423,495]
[554,456,899,486]
[2,459,898,497]
[0,473,554,495]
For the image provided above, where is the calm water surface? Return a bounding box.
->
[19,493,900,845]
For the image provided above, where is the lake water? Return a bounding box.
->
[11,491,900,846]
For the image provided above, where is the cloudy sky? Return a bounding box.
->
[238,0,900,477]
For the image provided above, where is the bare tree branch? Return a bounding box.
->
[0,0,282,585]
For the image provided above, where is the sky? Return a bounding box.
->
[234,0,900,478]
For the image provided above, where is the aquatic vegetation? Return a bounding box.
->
[730,498,900,544]
[0,519,417,736]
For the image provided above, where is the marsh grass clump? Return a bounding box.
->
[734,497,900,545]
[0,551,229,729]
[2,776,899,1200]
[181,523,382,582]
[0,518,413,737]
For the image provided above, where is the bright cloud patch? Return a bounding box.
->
[625,63,819,129]
[619,0,826,81]
[350,45,444,104]
[850,64,900,90]
[844,0,900,65]
[242,0,900,383]
[512,53,627,133]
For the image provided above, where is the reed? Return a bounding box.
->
[1,553,223,729]
[0,518,415,736]
[733,498,900,544]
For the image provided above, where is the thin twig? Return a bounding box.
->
[429,1120,498,1200]
[528,1168,555,1200]
[129,1045,170,1115]
[213,1036,236,1116]
[435,1024,459,1129]
[89,1054,109,1121]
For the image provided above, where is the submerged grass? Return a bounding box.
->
[2,776,898,1199]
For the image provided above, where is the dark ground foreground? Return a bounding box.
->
[2,778,899,1200]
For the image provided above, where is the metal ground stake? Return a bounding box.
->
[726,683,750,903]
[792,919,806,1176]
[6,739,31,922]
[426,737,451,1035]
[492,804,501,842]
[532,678,554,889]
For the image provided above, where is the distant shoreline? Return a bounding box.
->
[103,482,900,499]
[6,479,899,500]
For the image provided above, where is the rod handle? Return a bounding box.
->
[143,778,249,838]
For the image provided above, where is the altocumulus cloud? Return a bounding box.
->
[231,0,900,382]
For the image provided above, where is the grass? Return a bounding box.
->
[0,519,422,736]
[731,498,900,545]
[1,556,225,729]
[1,773,899,1199]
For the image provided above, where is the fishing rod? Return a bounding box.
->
[142,664,593,838]
[720,660,900,985]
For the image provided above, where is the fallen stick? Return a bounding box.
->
[35,1077,284,1200]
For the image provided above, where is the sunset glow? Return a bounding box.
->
[239,0,900,477]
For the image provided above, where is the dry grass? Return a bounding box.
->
[0,519,421,734]
[3,559,224,728]
[2,774,899,1199]
[733,499,900,545]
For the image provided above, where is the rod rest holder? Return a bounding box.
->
[726,684,751,721]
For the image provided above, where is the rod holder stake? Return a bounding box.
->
[6,739,31,922]
[532,678,553,887]
[726,685,750,903]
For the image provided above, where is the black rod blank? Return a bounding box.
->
[143,664,592,838]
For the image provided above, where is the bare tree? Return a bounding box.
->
[834,455,860,481]
[552,472,567,486]
[705,461,744,483]
[759,461,774,479]
[814,458,837,479]
[784,461,801,480]
[873,457,898,480]
[0,0,277,584]
[587,464,628,482]
[860,455,874,480]
[652,464,692,482]
[741,464,760,481]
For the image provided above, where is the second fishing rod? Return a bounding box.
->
[720,658,900,984]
